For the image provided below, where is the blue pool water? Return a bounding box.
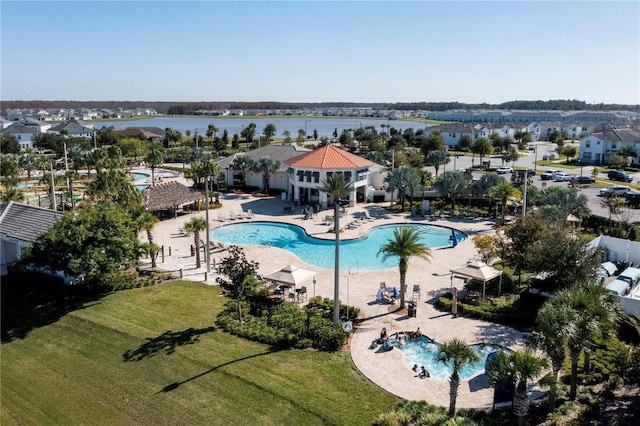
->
[212,222,466,270]
[392,335,509,380]
[131,172,150,181]
[136,184,149,191]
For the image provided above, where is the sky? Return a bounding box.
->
[1,1,639,105]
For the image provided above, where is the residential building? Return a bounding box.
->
[579,127,640,165]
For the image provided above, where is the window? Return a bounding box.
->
[612,143,617,149]
[585,141,590,148]
[582,152,592,160]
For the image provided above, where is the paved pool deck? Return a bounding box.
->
[140,166,528,410]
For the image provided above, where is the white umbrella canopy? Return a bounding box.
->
[450,260,503,299]
[264,264,317,288]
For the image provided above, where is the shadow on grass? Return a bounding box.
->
[159,349,283,393]
[1,273,104,343]
[123,326,217,362]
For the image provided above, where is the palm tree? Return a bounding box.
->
[529,302,576,412]
[435,338,480,417]
[206,124,219,148]
[230,154,255,187]
[133,208,160,268]
[426,150,449,177]
[472,137,493,168]
[433,170,471,211]
[145,142,164,185]
[318,173,351,324]
[252,157,281,195]
[263,123,277,142]
[378,227,432,308]
[489,181,522,225]
[511,349,547,426]
[550,281,622,400]
[0,186,25,203]
[184,217,206,269]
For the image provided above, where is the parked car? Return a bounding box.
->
[608,170,633,183]
[625,191,640,207]
[540,169,559,180]
[496,167,513,174]
[598,186,631,197]
[554,172,573,182]
[572,175,596,184]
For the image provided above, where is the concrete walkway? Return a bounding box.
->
[139,166,526,409]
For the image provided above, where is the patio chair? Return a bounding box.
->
[229,211,236,220]
[380,282,387,291]
[364,211,375,221]
[412,285,421,301]
[247,209,254,218]
[217,212,227,222]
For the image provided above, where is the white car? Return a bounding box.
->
[599,186,631,197]
[496,167,513,174]
[554,172,573,182]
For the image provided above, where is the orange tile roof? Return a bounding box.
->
[285,145,374,169]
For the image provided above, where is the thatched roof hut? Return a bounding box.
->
[142,181,203,216]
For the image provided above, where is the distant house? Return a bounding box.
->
[112,127,164,142]
[0,123,39,150]
[579,127,640,165]
[49,119,94,138]
[216,143,311,192]
[0,202,63,275]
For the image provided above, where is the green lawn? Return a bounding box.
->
[1,280,395,425]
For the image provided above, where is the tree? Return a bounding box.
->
[618,145,637,166]
[529,301,577,412]
[488,181,522,225]
[184,217,206,269]
[435,338,480,417]
[559,145,577,163]
[297,129,306,143]
[132,208,160,268]
[471,137,493,168]
[378,227,432,309]
[0,134,21,154]
[282,130,291,143]
[215,245,259,321]
[252,157,281,194]
[117,137,147,162]
[548,282,622,400]
[472,235,500,265]
[313,128,318,140]
[600,195,625,220]
[1,154,21,187]
[241,123,257,145]
[18,152,39,180]
[384,166,418,212]
[86,169,143,208]
[318,173,351,324]
[206,124,219,147]
[536,186,590,219]
[145,142,164,185]
[421,132,445,155]
[434,171,471,210]
[263,123,276,142]
[230,154,255,187]
[501,145,519,166]
[426,150,449,177]
[487,349,547,425]
[457,134,472,152]
[25,203,141,283]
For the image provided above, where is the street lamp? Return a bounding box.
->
[194,128,199,148]
[205,174,211,273]
[304,120,311,139]
[534,147,538,174]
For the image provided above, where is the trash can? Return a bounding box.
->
[408,301,417,318]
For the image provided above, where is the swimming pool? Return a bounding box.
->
[392,335,509,380]
[212,222,466,270]
[131,172,150,181]
[136,184,149,191]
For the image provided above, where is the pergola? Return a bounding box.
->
[450,260,504,300]
[142,181,204,218]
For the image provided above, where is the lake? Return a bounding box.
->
[88,116,430,139]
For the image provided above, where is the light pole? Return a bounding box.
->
[534,147,538,174]
[304,120,310,139]
[205,174,211,273]
[194,129,199,148]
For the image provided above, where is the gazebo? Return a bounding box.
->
[264,264,317,301]
[142,181,204,218]
[450,260,504,300]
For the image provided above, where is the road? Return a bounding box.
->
[430,142,640,225]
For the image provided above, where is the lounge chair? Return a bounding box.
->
[247,209,254,218]
[412,285,421,301]
[363,211,375,221]
[229,211,236,220]
[217,212,227,222]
